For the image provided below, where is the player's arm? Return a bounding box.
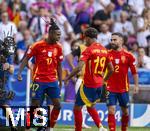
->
[17,56,30,81]
[65,60,85,81]
[17,44,36,81]
[129,55,139,94]
[103,62,114,84]
[57,61,62,88]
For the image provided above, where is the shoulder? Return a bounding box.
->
[8,22,17,27]
[30,40,45,49]
[56,42,63,49]
[123,49,135,58]
[79,44,87,50]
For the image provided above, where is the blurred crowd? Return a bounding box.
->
[0,0,150,102]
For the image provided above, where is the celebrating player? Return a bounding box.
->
[17,18,63,131]
[65,27,114,131]
[106,33,139,131]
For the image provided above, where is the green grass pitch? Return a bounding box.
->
[0,125,150,131]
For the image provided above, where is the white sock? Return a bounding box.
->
[82,105,87,125]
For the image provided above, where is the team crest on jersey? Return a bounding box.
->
[121,56,126,63]
[115,59,120,64]
[48,51,52,57]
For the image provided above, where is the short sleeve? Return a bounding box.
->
[57,46,64,62]
[129,53,137,74]
[129,54,136,66]
[80,48,90,62]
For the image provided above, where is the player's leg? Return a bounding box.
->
[79,85,105,130]
[86,87,106,131]
[75,78,91,129]
[74,88,84,131]
[106,92,118,131]
[118,92,129,131]
[46,83,61,131]
[26,82,45,130]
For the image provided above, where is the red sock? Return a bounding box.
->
[108,114,116,131]
[50,108,60,128]
[87,107,101,128]
[73,109,82,131]
[121,115,129,131]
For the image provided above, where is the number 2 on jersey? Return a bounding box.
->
[115,65,119,72]
[94,56,106,75]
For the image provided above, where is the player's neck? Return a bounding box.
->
[116,47,123,51]
[45,39,56,45]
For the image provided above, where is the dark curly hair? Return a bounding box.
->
[48,18,60,32]
[84,27,98,39]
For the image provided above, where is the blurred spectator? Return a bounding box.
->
[0,11,17,41]
[130,42,139,64]
[54,3,75,40]
[73,1,91,34]
[93,0,111,13]
[111,0,126,21]
[16,29,33,62]
[145,0,150,9]
[16,20,28,43]
[137,8,150,48]
[9,0,27,26]
[128,0,145,16]
[92,2,115,31]
[137,47,150,69]
[0,1,13,21]
[97,23,111,47]
[29,6,50,41]
[113,11,135,36]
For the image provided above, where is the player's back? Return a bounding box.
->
[81,42,109,88]
[107,49,136,92]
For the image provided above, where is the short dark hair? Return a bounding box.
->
[48,18,60,32]
[84,27,98,39]
[112,32,124,39]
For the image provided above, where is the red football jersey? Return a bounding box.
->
[107,49,137,93]
[26,40,63,82]
[80,43,110,88]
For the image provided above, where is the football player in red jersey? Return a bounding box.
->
[17,19,63,131]
[65,27,114,131]
[106,33,139,131]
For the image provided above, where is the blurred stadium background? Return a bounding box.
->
[0,0,150,130]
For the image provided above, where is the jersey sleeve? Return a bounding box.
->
[57,46,64,62]
[80,47,91,62]
[129,54,137,75]
[26,44,37,58]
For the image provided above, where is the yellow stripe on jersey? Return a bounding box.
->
[125,75,129,91]
[78,44,87,79]
[80,83,100,107]
[80,83,93,107]
[33,66,39,81]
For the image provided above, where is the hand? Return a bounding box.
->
[3,63,10,70]
[102,79,107,87]
[133,86,139,94]
[17,73,23,81]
